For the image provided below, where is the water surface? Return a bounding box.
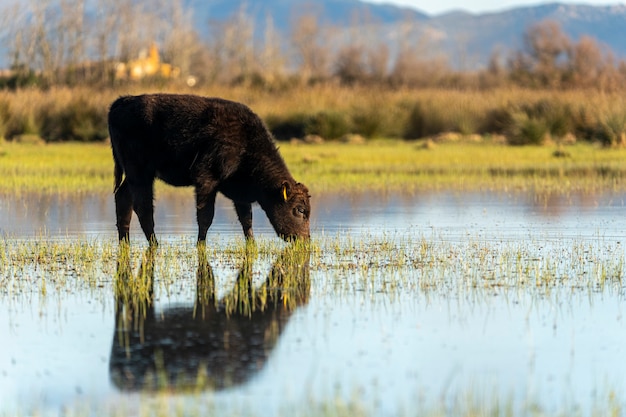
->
[1,191,625,416]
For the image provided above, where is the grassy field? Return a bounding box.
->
[2,139,626,196]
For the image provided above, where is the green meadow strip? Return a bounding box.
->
[3,141,626,196]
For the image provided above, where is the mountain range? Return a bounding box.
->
[185,0,626,70]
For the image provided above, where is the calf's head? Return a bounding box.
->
[267,180,311,241]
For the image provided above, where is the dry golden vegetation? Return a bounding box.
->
[3,85,626,147]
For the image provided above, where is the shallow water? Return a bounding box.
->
[2,190,626,240]
[1,191,626,416]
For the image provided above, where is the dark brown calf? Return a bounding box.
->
[108,93,311,245]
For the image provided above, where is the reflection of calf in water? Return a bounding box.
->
[110,243,310,391]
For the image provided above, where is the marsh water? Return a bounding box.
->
[1,190,626,416]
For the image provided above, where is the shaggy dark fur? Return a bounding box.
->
[108,93,311,244]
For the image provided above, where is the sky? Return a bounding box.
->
[366,0,625,15]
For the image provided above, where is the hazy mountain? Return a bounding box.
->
[428,3,626,68]
[185,0,428,33]
[186,1,626,70]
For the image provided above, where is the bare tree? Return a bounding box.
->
[109,0,150,62]
[366,42,390,83]
[1,3,30,70]
[258,13,287,84]
[91,0,122,83]
[334,44,367,84]
[290,12,331,82]
[507,49,534,86]
[388,21,448,87]
[27,0,56,83]
[57,0,86,83]
[160,0,200,79]
[567,35,604,88]
[207,4,256,84]
[333,11,389,85]
[523,19,572,87]
[14,0,89,84]
[598,52,623,92]
[479,47,507,88]
[389,20,419,86]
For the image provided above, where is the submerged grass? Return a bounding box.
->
[3,140,626,196]
[1,233,625,417]
[12,390,623,417]
[1,232,623,300]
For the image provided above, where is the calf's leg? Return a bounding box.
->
[130,183,157,246]
[195,185,217,243]
[234,202,254,240]
[115,180,133,242]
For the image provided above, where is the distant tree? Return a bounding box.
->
[258,13,287,85]
[388,21,420,86]
[385,19,451,87]
[334,44,368,85]
[57,0,87,84]
[336,11,390,85]
[525,20,572,87]
[29,0,55,84]
[290,12,331,82]
[160,0,200,80]
[207,4,256,84]
[1,4,27,69]
[509,19,572,88]
[366,42,390,83]
[507,49,534,86]
[114,0,152,62]
[0,3,40,87]
[567,35,604,88]
[92,0,124,83]
[599,52,624,92]
[505,19,626,90]
[475,48,505,88]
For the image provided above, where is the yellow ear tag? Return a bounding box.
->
[282,186,288,201]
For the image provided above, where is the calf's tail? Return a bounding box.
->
[112,146,124,194]
[108,101,125,195]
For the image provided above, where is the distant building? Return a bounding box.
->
[115,44,180,81]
